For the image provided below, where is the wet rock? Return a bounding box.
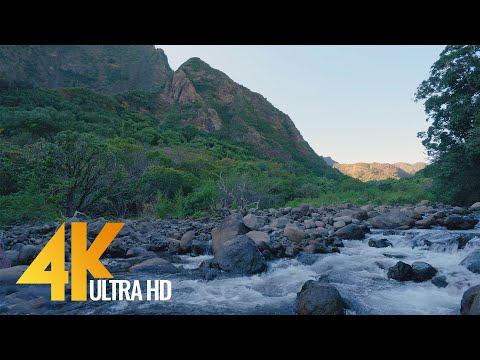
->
[130,258,180,275]
[461,285,480,315]
[296,253,320,265]
[262,249,274,260]
[0,265,28,296]
[412,261,438,282]
[104,239,127,258]
[370,211,415,229]
[284,224,305,242]
[460,250,480,273]
[296,280,345,315]
[215,235,266,274]
[335,224,365,240]
[304,242,330,254]
[168,239,181,253]
[0,242,11,269]
[387,261,413,281]
[431,275,448,288]
[452,206,465,214]
[284,245,299,257]
[18,245,39,265]
[415,215,436,229]
[4,250,19,267]
[445,215,478,230]
[211,213,248,255]
[126,247,149,258]
[180,230,195,252]
[368,238,392,248]
[191,240,210,256]
[333,239,344,248]
[270,242,285,257]
[469,202,480,211]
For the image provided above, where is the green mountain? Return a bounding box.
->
[0,45,343,225]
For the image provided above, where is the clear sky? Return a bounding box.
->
[156,45,445,164]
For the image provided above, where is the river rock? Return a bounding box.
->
[246,231,271,248]
[335,224,365,240]
[126,247,149,258]
[243,214,262,230]
[368,238,392,248]
[461,285,480,315]
[304,219,316,229]
[370,211,415,229]
[431,275,448,288]
[215,235,266,274]
[304,242,329,254]
[4,250,19,267]
[211,213,249,255]
[333,221,346,229]
[460,250,480,273]
[333,216,352,224]
[130,258,180,275]
[180,230,195,252]
[387,261,414,281]
[469,202,480,211]
[104,239,127,258]
[284,224,305,242]
[271,217,291,229]
[18,245,39,265]
[296,280,345,315]
[452,206,465,214]
[445,215,478,230]
[0,242,11,269]
[191,240,210,256]
[412,261,438,282]
[415,215,436,229]
[337,209,368,221]
[284,245,299,257]
[0,265,28,296]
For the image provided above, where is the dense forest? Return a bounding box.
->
[1,45,478,227]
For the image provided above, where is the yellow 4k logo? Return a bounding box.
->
[16,222,124,301]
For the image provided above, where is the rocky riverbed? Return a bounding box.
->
[1,201,480,315]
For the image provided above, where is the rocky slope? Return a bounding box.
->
[322,157,426,181]
[0,45,173,94]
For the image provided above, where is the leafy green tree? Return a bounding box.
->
[415,45,480,205]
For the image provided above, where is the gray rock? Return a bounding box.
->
[104,239,127,258]
[243,214,262,230]
[415,215,436,228]
[0,242,11,269]
[0,265,28,296]
[4,250,19,267]
[469,202,480,211]
[296,253,321,265]
[214,235,266,274]
[461,285,480,315]
[333,221,346,229]
[191,240,210,256]
[333,239,344,248]
[262,249,274,260]
[335,224,365,240]
[370,211,415,229]
[246,231,271,248]
[126,247,149,258]
[284,245,299,257]
[296,280,345,315]
[431,275,448,288]
[304,219,316,229]
[315,221,325,228]
[460,250,480,273]
[271,217,291,229]
[284,224,305,242]
[452,206,465,214]
[333,216,352,224]
[180,230,195,252]
[367,211,380,218]
[168,239,181,253]
[337,209,368,221]
[412,261,438,282]
[18,245,39,265]
[87,218,108,238]
[445,215,478,230]
[211,213,249,255]
[368,238,392,248]
[130,258,180,275]
[387,261,414,281]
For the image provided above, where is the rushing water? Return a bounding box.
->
[45,223,480,315]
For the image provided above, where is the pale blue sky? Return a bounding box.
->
[156,45,445,164]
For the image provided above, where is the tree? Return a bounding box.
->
[415,46,480,205]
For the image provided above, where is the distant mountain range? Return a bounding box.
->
[322,157,427,182]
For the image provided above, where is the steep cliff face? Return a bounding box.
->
[0,45,173,94]
[164,57,335,176]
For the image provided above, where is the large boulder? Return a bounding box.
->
[211,214,249,255]
[368,238,392,248]
[296,280,345,315]
[387,261,414,281]
[284,224,305,242]
[460,250,480,274]
[18,245,39,265]
[444,215,478,230]
[214,235,266,274]
[469,202,480,211]
[412,261,438,282]
[334,224,365,240]
[180,230,195,252]
[130,258,180,275]
[0,242,11,269]
[104,239,127,258]
[0,265,28,296]
[461,285,480,315]
[243,214,264,230]
[370,212,415,229]
[191,240,210,256]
